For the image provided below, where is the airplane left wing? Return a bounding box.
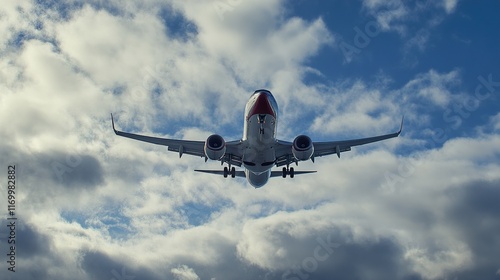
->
[111,114,206,157]
[111,114,242,164]
[274,117,403,167]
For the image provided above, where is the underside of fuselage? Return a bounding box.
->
[242,90,278,188]
[245,169,271,188]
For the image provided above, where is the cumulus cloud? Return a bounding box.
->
[442,0,459,14]
[360,0,461,62]
[171,265,200,280]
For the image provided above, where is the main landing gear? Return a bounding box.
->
[282,166,295,178]
[223,166,236,178]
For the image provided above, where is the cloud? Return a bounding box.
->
[360,0,460,61]
[171,265,200,280]
[362,0,409,33]
[442,0,459,14]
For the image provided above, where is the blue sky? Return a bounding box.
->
[1,1,500,280]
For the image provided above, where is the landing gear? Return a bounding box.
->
[282,167,295,178]
[223,166,236,178]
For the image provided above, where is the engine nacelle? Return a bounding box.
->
[292,135,314,161]
[204,134,226,160]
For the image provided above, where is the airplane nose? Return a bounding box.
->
[250,92,275,117]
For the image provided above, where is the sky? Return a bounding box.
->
[0,0,500,279]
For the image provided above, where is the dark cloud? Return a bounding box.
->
[15,150,105,190]
[445,179,500,279]
[0,222,54,280]
[48,153,105,188]
[318,238,420,280]
[15,222,52,257]
[169,252,269,280]
[265,229,419,280]
[81,250,159,280]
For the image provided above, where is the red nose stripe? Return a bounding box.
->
[249,94,276,118]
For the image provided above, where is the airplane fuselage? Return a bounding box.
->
[242,90,279,187]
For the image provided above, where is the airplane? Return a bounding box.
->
[111,89,403,188]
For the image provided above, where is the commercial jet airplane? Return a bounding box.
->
[111,89,403,188]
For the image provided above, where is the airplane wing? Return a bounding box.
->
[274,117,404,167]
[111,114,243,165]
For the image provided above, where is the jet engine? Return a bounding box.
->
[292,135,314,161]
[204,134,226,160]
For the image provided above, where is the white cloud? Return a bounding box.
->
[442,0,459,14]
[401,69,462,108]
[361,0,409,34]
[361,0,459,38]
[309,80,400,137]
[171,265,200,280]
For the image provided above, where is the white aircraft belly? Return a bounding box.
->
[243,114,277,178]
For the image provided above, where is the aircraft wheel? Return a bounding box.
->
[282,167,287,178]
[223,167,228,178]
[231,167,236,178]
[289,167,295,178]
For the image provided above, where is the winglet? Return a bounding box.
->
[397,115,405,136]
[110,113,118,134]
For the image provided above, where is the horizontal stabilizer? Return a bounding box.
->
[194,170,246,178]
[270,171,317,177]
